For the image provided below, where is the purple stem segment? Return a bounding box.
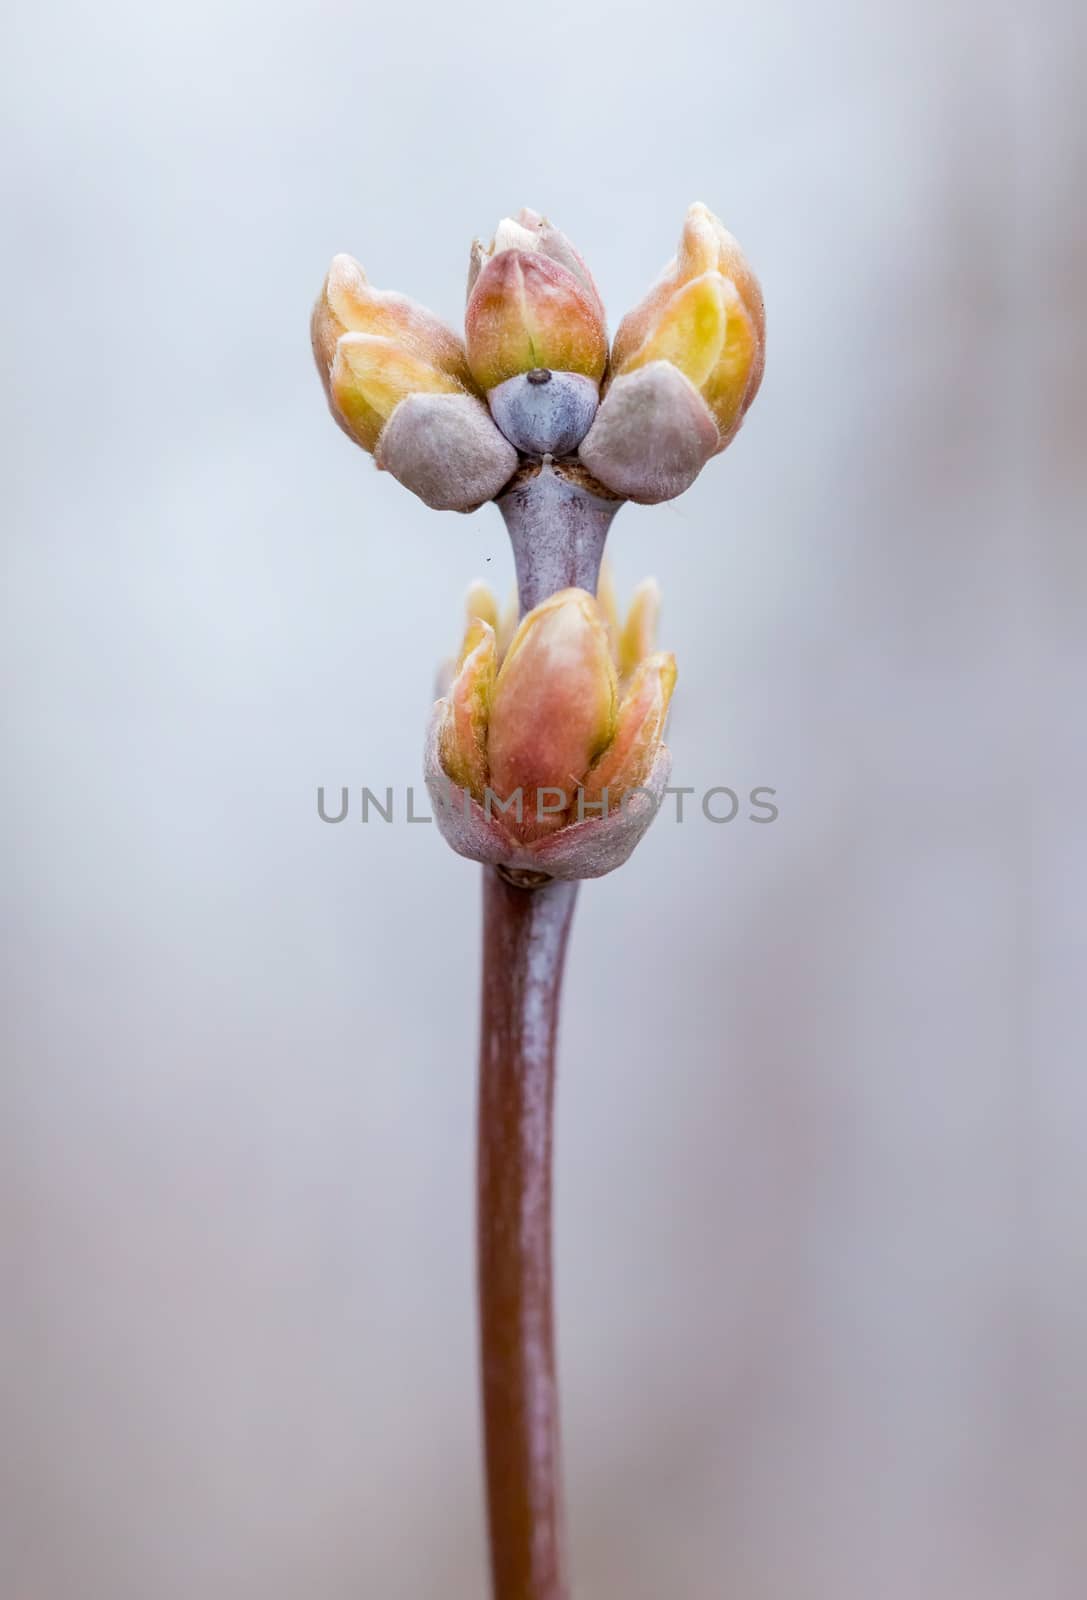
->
[498,462,621,615]
[478,869,580,1600]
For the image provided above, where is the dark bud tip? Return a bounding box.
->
[488,371,600,457]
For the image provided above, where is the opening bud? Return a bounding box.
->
[426,577,678,879]
[610,202,765,439]
[465,213,608,392]
[580,203,765,501]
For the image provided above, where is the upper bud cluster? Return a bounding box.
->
[426,578,676,880]
[312,201,764,509]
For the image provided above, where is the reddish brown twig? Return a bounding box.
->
[477,866,579,1600]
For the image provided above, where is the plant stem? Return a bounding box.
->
[478,867,580,1600]
[477,454,624,1596]
[498,461,621,612]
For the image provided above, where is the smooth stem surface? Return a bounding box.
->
[498,462,621,614]
[478,868,579,1600]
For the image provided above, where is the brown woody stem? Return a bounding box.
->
[478,868,580,1600]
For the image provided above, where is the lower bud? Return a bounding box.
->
[578,361,719,504]
[424,707,672,881]
[487,370,599,457]
[375,392,519,512]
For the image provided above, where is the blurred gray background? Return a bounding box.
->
[3,0,1082,1595]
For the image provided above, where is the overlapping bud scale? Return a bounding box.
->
[465,209,608,391]
[311,254,517,511]
[427,579,676,879]
[580,202,765,502]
